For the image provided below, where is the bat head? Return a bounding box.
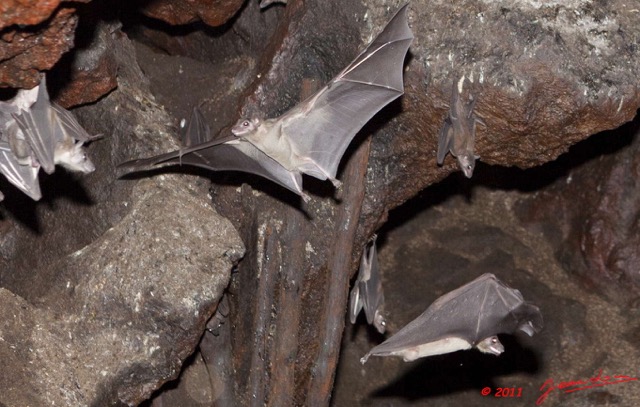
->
[457,153,476,178]
[54,141,95,173]
[476,336,504,356]
[231,118,261,137]
[373,311,387,334]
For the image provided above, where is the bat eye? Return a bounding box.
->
[242,121,250,127]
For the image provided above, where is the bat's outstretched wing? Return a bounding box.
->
[278,4,413,181]
[11,77,56,174]
[361,273,543,363]
[119,138,305,198]
[182,108,210,147]
[0,142,42,200]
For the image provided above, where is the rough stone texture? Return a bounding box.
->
[1,0,640,405]
[517,121,640,306]
[0,0,64,29]
[0,22,244,407]
[359,0,640,230]
[50,19,118,108]
[0,7,78,88]
[123,0,640,404]
[140,0,244,27]
[334,177,640,406]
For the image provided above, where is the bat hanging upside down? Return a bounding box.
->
[119,5,414,202]
[437,76,485,178]
[349,235,386,334]
[361,273,543,364]
[0,75,99,201]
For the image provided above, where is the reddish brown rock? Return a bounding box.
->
[0,0,62,29]
[140,0,244,27]
[0,7,78,88]
[51,21,118,107]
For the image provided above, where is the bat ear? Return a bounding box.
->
[474,155,480,160]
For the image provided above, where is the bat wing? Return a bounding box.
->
[279,4,413,181]
[51,103,95,142]
[119,139,305,198]
[361,273,543,363]
[0,142,42,200]
[361,236,385,332]
[182,108,210,147]
[11,77,56,174]
[436,118,452,165]
[349,236,386,333]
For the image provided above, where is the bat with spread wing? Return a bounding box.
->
[119,5,413,201]
[349,235,386,334]
[437,77,484,178]
[361,273,543,363]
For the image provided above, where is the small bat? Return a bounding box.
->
[349,235,386,334]
[360,273,542,364]
[437,77,484,178]
[12,76,97,175]
[119,5,413,202]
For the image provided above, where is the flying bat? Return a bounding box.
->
[437,77,484,178]
[349,235,386,334]
[119,5,414,202]
[360,273,542,364]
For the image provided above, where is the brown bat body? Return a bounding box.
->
[437,78,484,178]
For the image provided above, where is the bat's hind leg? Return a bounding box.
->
[299,160,342,188]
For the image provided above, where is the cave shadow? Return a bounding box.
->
[0,169,95,232]
[367,334,542,402]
